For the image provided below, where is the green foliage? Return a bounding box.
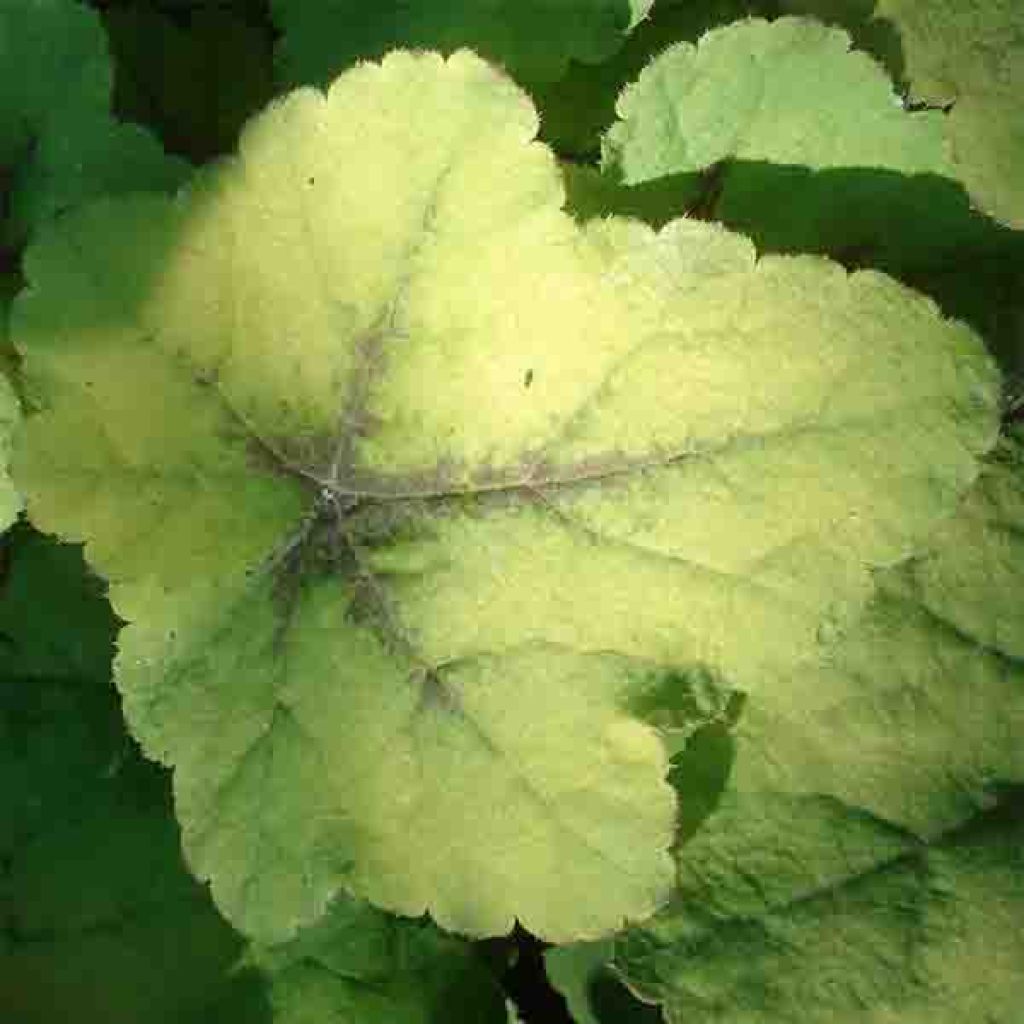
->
[604,16,950,183]
[1,1,1022,1021]
[271,0,654,89]
[613,793,1024,1023]
[604,432,1024,1021]
[782,0,1024,229]
[537,0,768,159]
[0,0,187,249]
[0,525,264,1023]
[247,896,504,1023]
[600,15,1021,275]
[11,47,1000,942]
[0,522,503,1022]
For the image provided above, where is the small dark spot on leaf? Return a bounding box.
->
[308,176,315,185]
[523,368,534,388]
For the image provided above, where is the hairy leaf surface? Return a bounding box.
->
[783,0,1024,229]
[103,5,276,163]
[12,49,1000,944]
[535,0,766,159]
[603,17,951,184]
[616,795,1024,1023]
[612,435,1024,1021]
[899,0,1024,228]
[598,15,1014,269]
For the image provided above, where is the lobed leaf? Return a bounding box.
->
[612,435,1024,1021]
[603,16,952,185]
[536,0,769,159]
[7,111,189,247]
[0,0,110,169]
[598,15,1020,271]
[12,49,1000,945]
[247,895,505,1023]
[0,0,187,248]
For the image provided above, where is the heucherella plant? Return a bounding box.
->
[2,1,1022,1021]
[11,42,1001,938]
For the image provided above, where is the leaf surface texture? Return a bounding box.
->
[782,0,1024,228]
[613,436,1024,1022]
[12,49,1000,944]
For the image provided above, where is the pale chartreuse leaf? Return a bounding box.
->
[603,16,951,185]
[880,426,1024,660]
[912,0,1024,230]
[271,0,654,90]
[11,50,999,945]
[245,895,504,1023]
[782,0,1024,229]
[598,15,1012,271]
[537,0,768,158]
[611,437,1024,1022]
[776,0,905,83]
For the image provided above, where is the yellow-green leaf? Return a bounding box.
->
[12,49,1000,945]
